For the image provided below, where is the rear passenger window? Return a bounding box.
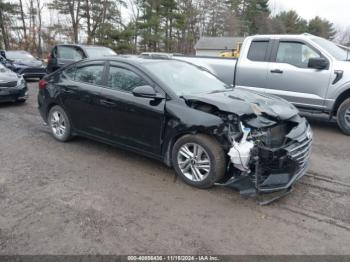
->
[107,66,148,92]
[247,41,269,61]
[75,64,105,85]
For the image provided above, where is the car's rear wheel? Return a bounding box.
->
[172,134,226,189]
[337,98,350,136]
[48,105,72,142]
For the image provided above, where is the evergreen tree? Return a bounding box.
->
[308,16,336,40]
[81,0,125,44]
[136,0,162,51]
[226,0,270,35]
[273,10,308,34]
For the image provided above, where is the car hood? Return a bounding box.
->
[0,69,19,82]
[183,88,299,121]
[11,59,43,67]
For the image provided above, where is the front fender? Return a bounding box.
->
[161,100,227,166]
[329,81,350,101]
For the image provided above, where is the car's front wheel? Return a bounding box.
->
[48,105,72,142]
[337,98,350,136]
[172,134,226,189]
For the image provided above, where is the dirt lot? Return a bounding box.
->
[0,81,350,255]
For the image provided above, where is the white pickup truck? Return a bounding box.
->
[175,34,350,135]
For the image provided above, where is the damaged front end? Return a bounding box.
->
[184,90,312,204]
[222,114,312,205]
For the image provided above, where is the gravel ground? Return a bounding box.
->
[0,81,349,255]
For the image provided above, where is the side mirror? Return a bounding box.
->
[133,85,165,99]
[308,57,329,70]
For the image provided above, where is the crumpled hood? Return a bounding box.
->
[183,88,299,121]
[11,59,43,67]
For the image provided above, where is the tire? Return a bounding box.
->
[172,134,226,189]
[337,98,350,136]
[48,105,72,142]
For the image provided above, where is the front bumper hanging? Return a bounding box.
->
[217,120,312,205]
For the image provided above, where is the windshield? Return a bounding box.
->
[312,37,349,61]
[84,47,116,58]
[6,51,35,61]
[144,60,231,96]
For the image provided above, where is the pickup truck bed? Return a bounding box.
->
[175,56,237,85]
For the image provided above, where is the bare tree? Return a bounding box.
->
[28,0,37,51]
[48,0,82,43]
[18,0,27,45]
[36,0,43,56]
[338,27,350,46]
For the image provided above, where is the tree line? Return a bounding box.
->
[0,0,347,57]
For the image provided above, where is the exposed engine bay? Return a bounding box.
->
[186,97,313,205]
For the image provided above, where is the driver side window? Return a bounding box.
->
[107,66,148,93]
[276,42,321,68]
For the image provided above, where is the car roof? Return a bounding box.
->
[93,56,184,67]
[248,33,318,41]
[54,44,112,49]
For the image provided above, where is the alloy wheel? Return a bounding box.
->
[50,110,66,138]
[177,143,211,182]
[345,107,350,126]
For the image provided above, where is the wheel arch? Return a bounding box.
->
[333,88,350,116]
[45,102,59,120]
[163,129,228,167]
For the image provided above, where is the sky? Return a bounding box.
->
[269,0,350,30]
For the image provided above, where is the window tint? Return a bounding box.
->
[75,64,105,85]
[62,66,76,79]
[276,42,321,68]
[107,66,148,92]
[84,47,116,58]
[58,46,84,61]
[247,41,269,61]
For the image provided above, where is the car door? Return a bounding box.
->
[266,40,332,109]
[98,62,166,156]
[58,61,108,137]
[57,46,85,70]
[235,39,272,90]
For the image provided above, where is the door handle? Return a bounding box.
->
[100,99,116,107]
[270,69,283,74]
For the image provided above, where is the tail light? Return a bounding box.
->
[47,53,52,64]
[39,79,48,89]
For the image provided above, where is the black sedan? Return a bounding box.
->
[38,57,312,203]
[1,50,46,79]
[0,63,28,103]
